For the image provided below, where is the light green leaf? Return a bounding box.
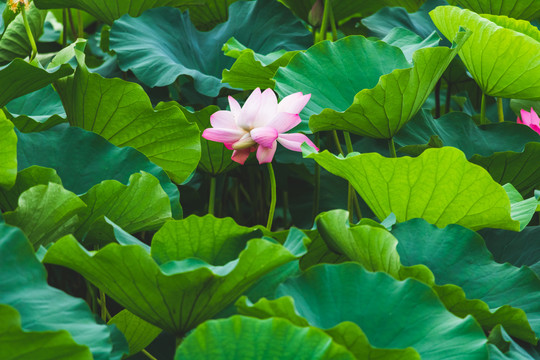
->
[0,110,16,190]
[0,2,45,65]
[73,172,172,245]
[55,63,201,184]
[240,263,489,359]
[382,28,441,62]
[0,223,128,359]
[33,0,205,25]
[431,6,540,100]
[304,146,520,231]
[309,30,469,139]
[448,0,540,20]
[3,182,86,249]
[43,215,306,335]
[504,183,539,230]
[0,59,72,108]
[222,37,300,90]
[175,316,355,360]
[0,304,92,360]
[108,310,161,357]
[274,36,410,132]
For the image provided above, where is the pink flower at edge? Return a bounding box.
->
[202,88,319,165]
[517,108,540,135]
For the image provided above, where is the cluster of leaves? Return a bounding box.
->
[1,0,540,359]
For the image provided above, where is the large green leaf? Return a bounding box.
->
[0,304,92,360]
[0,223,128,360]
[303,146,519,231]
[43,215,307,335]
[504,184,539,231]
[448,0,540,20]
[55,63,200,184]
[480,226,540,277]
[3,182,86,249]
[239,263,488,359]
[0,2,45,65]
[179,0,246,31]
[274,36,411,132]
[16,125,182,218]
[0,59,72,108]
[0,110,16,190]
[308,30,469,139]
[108,310,161,357]
[392,219,540,341]
[175,316,355,359]
[315,209,536,343]
[5,85,66,133]
[431,6,540,100]
[109,0,312,97]
[33,0,205,24]
[222,37,300,91]
[73,172,172,244]
[395,111,540,194]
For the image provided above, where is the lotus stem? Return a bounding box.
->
[141,349,158,360]
[480,92,487,125]
[497,97,504,123]
[445,82,451,114]
[77,10,83,38]
[208,176,216,215]
[388,138,397,158]
[332,130,344,155]
[327,0,338,41]
[21,6,37,61]
[312,133,320,222]
[283,190,289,228]
[62,9,67,46]
[435,79,441,118]
[99,290,107,322]
[317,0,331,42]
[67,8,77,39]
[266,162,277,231]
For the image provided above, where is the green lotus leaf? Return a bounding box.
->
[448,0,540,20]
[274,36,411,132]
[5,85,66,133]
[303,146,519,231]
[178,0,243,31]
[381,28,441,62]
[0,166,61,211]
[470,143,540,196]
[43,215,307,335]
[315,209,535,341]
[175,316,355,360]
[33,0,205,25]
[488,325,540,359]
[16,125,181,218]
[108,310,161,357]
[3,182,86,249]
[0,223,128,360]
[0,59,72,108]
[0,304,92,360]
[315,209,434,284]
[308,30,469,139]
[240,263,489,359]
[299,229,348,271]
[222,37,300,90]
[392,219,540,342]
[504,184,539,231]
[0,111,16,190]
[73,172,172,245]
[395,110,540,195]
[170,103,237,175]
[109,0,311,97]
[431,6,540,100]
[480,226,540,277]
[55,60,200,184]
[0,2,45,65]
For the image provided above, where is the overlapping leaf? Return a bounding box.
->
[448,0,540,20]
[108,310,161,357]
[33,0,205,25]
[175,316,355,360]
[308,30,469,139]
[43,215,307,335]
[431,6,540,100]
[0,223,128,360]
[0,111,17,190]
[239,263,488,359]
[55,61,201,184]
[304,146,519,231]
[109,0,312,96]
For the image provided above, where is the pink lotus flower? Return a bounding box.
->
[517,108,540,135]
[202,88,318,164]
